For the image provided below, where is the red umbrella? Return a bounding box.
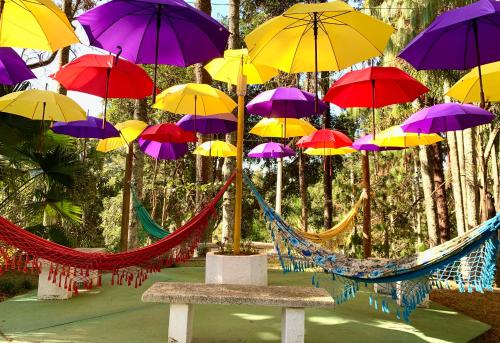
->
[323,66,428,136]
[51,53,157,123]
[296,129,352,149]
[140,123,196,143]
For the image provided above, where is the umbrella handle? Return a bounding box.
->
[115,46,122,65]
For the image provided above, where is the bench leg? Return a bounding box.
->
[281,307,304,343]
[168,303,193,343]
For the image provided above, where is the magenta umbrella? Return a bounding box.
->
[176,113,237,135]
[0,47,35,85]
[352,134,402,151]
[401,103,494,134]
[77,0,229,102]
[248,142,296,159]
[51,116,119,139]
[138,138,188,160]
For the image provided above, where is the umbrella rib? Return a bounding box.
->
[318,20,341,71]
[135,11,157,64]
[342,22,387,58]
[288,21,313,72]
[162,10,188,66]
[463,22,472,68]
[409,24,459,70]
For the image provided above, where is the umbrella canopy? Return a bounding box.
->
[296,129,352,149]
[51,54,155,99]
[446,61,500,103]
[51,116,120,139]
[373,126,443,148]
[97,120,148,152]
[249,117,316,138]
[153,83,237,115]
[177,113,237,135]
[401,103,494,134]
[304,147,356,156]
[324,67,429,108]
[352,134,402,152]
[246,87,327,118]
[205,48,278,85]
[0,89,86,122]
[245,2,393,73]
[138,138,188,160]
[0,47,35,85]
[248,142,296,159]
[0,0,78,51]
[193,140,236,157]
[140,123,196,143]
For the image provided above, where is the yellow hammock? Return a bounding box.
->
[298,190,367,243]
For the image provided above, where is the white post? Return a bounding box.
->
[168,303,194,343]
[276,157,283,215]
[281,307,305,343]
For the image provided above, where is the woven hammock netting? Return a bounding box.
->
[244,175,499,322]
[0,173,235,294]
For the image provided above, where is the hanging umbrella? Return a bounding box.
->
[296,129,353,149]
[193,140,237,157]
[373,126,443,148]
[248,142,295,159]
[0,47,35,85]
[249,118,316,138]
[140,123,196,143]
[51,53,156,123]
[97,120,148,153]
[399,0,500,107]
[77,0,229,102]
[304,147,356,156]
[51,116,119,139]
[205,48,278,85]
[0,89,86,122]
[177,113,237,135]
[138,138,187,160]
[446,61,500,103]
[324,66,428,137]
[245,2,393,109]
[352,134,402,152]
[153,83,237,116]
[401,103,494,134]
[247,87,326,119]
[0,0,78,51]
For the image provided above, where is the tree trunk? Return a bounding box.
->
[456,130,469,227]
[362,151,371,257]
[128,98,148,249]
[221,0,239,242]
[463,128,479,229]
[491,139,499,211]
[321,71,333,230]
[431,143,450,243]
[299,150,308,231]
[477,127,489,223]
[120,145,133,252]
[419,145,439,247]
[412,152,422,247]
[447,131,466,236]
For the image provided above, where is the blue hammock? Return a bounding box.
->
[244,174,499,322]
[131,189,169,239]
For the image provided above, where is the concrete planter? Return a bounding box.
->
[205,252,268,286]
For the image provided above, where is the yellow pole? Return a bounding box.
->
[233,74,247,255]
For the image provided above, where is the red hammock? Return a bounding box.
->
[0,173,235,293]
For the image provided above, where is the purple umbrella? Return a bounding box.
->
[401,103,494,134]
[51,117,119,139]
[246,87,327,118]
[177,113,237,134]
[248,142,296,159]
[0,48,35,85]
[138,138,188,160]
[77,0,229,102]
[399,0,500,106]
[352,134,401,152]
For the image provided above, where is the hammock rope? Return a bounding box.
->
[244,174,499,321]
[298,190,367,243]
[0,173,235,294]
[132,188,169,239]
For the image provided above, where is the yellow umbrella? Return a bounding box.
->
[204,48,278,85]
[193,140,236,157]
[153,83,237,115]
[304,147,356,156]
[97,120,148,153]
[250,118,317,138]
[373,126,443,148]
[0,89,85,121]
[446,61,500,103]
[0,0,78,51]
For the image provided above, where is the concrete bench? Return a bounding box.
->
[142,282,335,343]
